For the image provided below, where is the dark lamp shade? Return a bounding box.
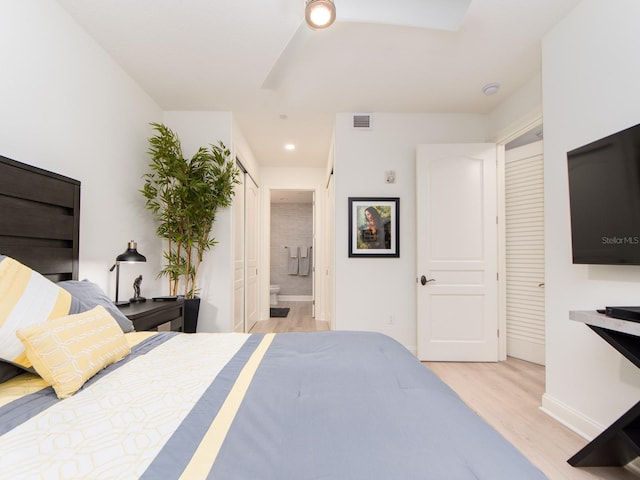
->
[111,240,146,305]
[116,240,146,263]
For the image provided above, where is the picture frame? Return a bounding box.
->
[348,197,400,258]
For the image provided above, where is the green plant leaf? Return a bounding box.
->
[141,123,241,298]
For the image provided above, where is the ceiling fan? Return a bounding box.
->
[262,0,472,90]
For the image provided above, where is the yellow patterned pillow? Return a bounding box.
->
[16,305,131,399]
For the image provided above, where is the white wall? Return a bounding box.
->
[333,113,488,352]
[259,167,327,321]
[542,0,640,438]
[232,117,261,181]
[162,111,235,332]
[0,3,257,333]
[488,73,542,142]
[0,0,163,298]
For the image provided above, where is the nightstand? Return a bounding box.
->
[117,299,184,332]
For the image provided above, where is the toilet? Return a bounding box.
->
[269,285,281,306]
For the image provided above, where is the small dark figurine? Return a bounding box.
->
[130,274,146,303]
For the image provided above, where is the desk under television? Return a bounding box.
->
[569,310,640,467]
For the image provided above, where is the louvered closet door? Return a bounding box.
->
[505,141,545,365]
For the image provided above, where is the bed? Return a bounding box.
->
[0,155,547,479]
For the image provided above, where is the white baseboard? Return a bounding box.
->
[507,337,545,365]
[277,295,313,302]
[541,393,640,472]
[540,392,603,441]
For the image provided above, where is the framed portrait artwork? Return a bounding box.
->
[348,197,400,258]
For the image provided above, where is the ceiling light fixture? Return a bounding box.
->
[305,0,336,29]
[482,83,500,96]
[285,144,296,151]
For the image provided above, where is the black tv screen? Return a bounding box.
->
[567,122,640,265]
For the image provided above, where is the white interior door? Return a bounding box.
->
[232,170,245,333]
[244,175,259,333]
[416,143,499,361]
[505,141,545,365]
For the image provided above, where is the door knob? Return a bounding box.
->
[420,276,435,286]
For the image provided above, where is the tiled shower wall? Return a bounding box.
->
[270,202,313,296]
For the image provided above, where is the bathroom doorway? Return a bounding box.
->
[270,189,315,317]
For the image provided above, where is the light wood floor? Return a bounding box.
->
[249,303,639,479]
[249,301,330,333]
[426,359,640,480]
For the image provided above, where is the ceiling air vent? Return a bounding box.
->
[352,114,372,129]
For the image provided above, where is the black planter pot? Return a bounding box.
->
[183,297,201,333]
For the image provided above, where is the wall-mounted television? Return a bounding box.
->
[567,122,640,265]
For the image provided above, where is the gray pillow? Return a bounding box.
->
[58,280,134,333]
[0,361,24,383]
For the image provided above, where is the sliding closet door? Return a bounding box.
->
[244,175,259,333]
[324,174,335,328]
[233,163,259,333]
[233,170,246,333]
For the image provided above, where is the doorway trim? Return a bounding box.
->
[490,113,543,361]
[264,187,318,320]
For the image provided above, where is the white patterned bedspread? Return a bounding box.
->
[0,332,249,479]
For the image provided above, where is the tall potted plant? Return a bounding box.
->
[141,122,240,332]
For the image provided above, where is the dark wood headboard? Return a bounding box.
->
[0,155,80,281]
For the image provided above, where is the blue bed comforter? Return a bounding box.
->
[0,331,547,479]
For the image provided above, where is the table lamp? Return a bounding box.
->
[109,240,146,306]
